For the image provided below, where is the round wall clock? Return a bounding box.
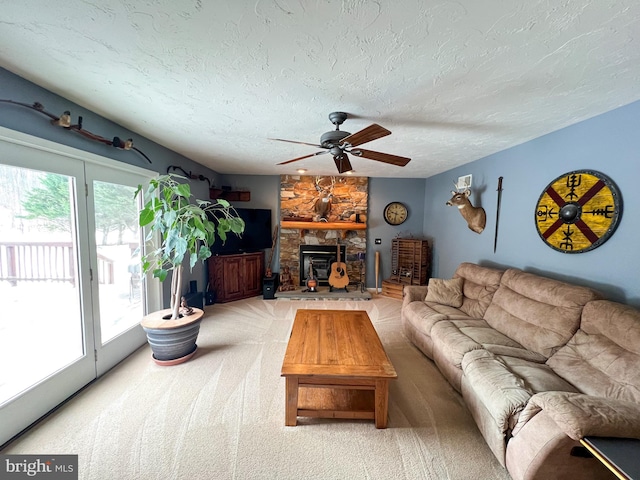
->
[534,170,622,253]
[383,201,408,225]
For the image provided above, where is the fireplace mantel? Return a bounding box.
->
[280,220,366,239]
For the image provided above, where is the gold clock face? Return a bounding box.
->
[535,170,622,253]
[383,202,408,225]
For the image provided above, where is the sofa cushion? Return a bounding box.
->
[498,355,579,395]
[422,302,474,319]
[514,391,640,441]
[453,262,504,318]
[547,300,640,403]
[462,350,580,437]
[483,269,602,358]
[431,319,488,367]
[425,277,463,307]
[462,349,534,435]
[432,319,548,371]
[403,302,449,337]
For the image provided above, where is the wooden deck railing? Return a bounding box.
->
[0,242,114,286]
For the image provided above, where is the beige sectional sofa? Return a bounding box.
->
[401,262,640,480]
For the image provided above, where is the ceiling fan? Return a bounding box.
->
[271,112,411,174]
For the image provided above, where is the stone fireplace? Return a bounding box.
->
[279,175,367,287]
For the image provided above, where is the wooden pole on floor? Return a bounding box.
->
[375,251,380,293]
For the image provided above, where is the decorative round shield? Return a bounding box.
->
[535,170,622,253]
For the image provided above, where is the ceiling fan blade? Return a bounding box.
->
[333,153,353,174]
[269,138,322,148]
[340,124,391,147]
[277,150,328,165]
[351,148,411,167]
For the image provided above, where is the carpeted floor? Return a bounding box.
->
[2,295,511,479]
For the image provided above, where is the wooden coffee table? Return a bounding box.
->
[281,309,397,428]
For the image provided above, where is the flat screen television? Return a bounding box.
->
[209,208,273,254]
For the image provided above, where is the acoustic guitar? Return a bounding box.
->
[328,241,349,290]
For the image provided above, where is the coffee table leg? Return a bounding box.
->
[285,376,299,426]
[374,379,389,429]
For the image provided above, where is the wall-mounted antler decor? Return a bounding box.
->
[166,165,212,187]
[0,99,152,164]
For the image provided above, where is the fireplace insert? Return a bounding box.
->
[299,244,346,286]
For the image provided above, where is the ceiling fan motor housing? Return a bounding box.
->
[321,130,351,148]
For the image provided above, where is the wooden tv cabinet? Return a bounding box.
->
[207,251,265,303]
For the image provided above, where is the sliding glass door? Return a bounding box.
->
[0,140,96,446]
[85,164,150,376]
[0,127,159,446]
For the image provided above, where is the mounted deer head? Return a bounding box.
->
[313,176,335,220]
[446,185,486,234]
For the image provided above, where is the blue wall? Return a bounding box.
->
[423,101,640,307]
[367,177,426,287]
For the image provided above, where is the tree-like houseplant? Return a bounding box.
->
[135,174,244,364]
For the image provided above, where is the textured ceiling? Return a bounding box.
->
[1,0,639,178]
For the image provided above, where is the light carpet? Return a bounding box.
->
[2,295,511,480]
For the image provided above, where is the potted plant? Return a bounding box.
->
[135,174,244,365]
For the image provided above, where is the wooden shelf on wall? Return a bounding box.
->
[280,220,366,239]
[210,189,251,202]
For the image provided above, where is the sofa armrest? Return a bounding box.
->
[513,391,640,441]
[401,285,429,309]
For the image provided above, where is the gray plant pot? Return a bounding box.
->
[142,320,201,361]
[140,308,204,365]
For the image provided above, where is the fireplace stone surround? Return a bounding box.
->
[279,175,367,287]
